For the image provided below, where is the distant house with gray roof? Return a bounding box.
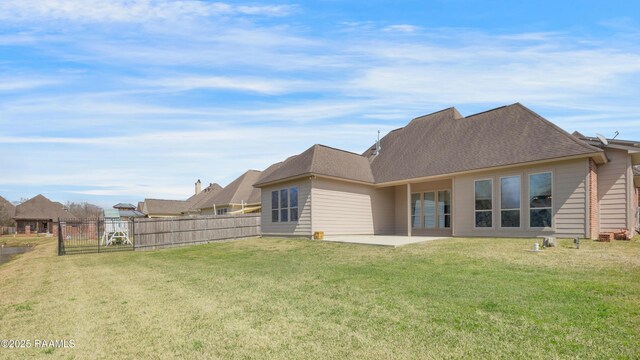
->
[254,103,640,239]
[13,194,77,234]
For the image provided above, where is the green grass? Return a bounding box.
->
[0,236,639,359]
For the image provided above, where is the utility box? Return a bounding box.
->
[313,231,324,240]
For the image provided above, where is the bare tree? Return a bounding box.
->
[0,205,13,226]
[64,202,103,219]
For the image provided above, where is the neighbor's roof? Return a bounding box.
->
[200,170,262,209]
[0,195,16,218]
[185,183,223,212]
[118,209,145,218]
[254,103,604,187]
[14,194,77,220]
[113,203,136,210]
[254,144,375,186]
[143,198,191,215]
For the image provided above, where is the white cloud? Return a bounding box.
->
[0,0,295,24]
[383,24,420,33]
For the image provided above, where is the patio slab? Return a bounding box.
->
[322,235,449,248]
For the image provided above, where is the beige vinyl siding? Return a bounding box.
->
[311,177,395,235]
[626,156,636,233]
[453,158,589,238]
[598,149,629,231]
[260,179,312,237]
[394,185,408,235]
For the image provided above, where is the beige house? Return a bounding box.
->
[197,170,263,215]
[140,180,223,218]
[254,103,640,239]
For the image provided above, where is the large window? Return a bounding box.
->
[271,191,279,222]
[411,193,421,229]
[438,190,451,228]
[290,187,299,222]
[411,190,451,229]
[475,179,493,228]
[500,176,521,228]
[271,187,299,223]
[423,192,436,229]
[529,172,552,228]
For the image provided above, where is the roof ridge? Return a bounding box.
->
[315,143,367,157]
[514,103,604,153]
[410,106,457,122]
[462,104,512,119]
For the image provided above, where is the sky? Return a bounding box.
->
[0,0,639,207]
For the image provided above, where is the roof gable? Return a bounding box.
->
[14,194,77,220]
[200,170,262,209]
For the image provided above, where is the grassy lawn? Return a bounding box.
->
[1,236,639,359]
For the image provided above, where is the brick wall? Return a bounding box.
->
[589,159,599,239]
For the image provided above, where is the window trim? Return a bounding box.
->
[528,171,554,230]
[289,186,299,222]
[473,178,494,229]
[499,175,522,229]
[411,189,452,230]
[271,186,300,223]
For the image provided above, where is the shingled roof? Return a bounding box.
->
[185,183,223,212]
[254,103,604,187]
[254,144,375,186]
[14,194,77,220]
[0,195,15,218]
[142,199,191,216]
[200,170,262,209]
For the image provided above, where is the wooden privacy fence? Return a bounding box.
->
[133,214,261,250]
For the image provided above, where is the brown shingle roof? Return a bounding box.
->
[367,103,603,183]
[185,183,223,212]
[200,170,262,209]
[14,194,77,220]
[255,103,604,187]
[0,195,16,218]
[254,144,375,186]
[143,199,191,216]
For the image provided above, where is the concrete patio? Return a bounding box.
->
[322,235,450,248]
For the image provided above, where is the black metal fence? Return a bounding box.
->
[57,218,134,255]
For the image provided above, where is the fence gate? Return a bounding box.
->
[57,218,134,255]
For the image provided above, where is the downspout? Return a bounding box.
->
[407,183,412,237]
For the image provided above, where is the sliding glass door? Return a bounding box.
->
[411,190,451,230]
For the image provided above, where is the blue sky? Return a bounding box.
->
[0,0,639,207]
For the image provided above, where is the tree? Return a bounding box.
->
[64,202,103,219]
[0,205,13,226]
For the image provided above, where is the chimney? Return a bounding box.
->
[195,179,201,195]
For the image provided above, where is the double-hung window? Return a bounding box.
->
[529,172,552,228]
[271,191,279,222]
[474,179,493,228]
[289,187,299,221]
[280,189,289,222]
[500,176,521,228]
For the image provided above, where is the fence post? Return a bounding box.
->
[131,217,135,250]
[57,217,62,256]
[98,218,101,254]
[233,215,237,240]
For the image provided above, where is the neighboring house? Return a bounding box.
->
[141,180,223,218]
[183,181,223,215]
[13,194,77,234]
[140,199,192,218]
[254,103,640,239]
[0,195,16,225]
[113,203,145,220]
[197,170,263,215]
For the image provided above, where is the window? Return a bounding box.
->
[423,192,436,229]
[529,172,552,228]
[289,187,299,222]
[280,189,289,222]
[475,179,493,227]
[411,193,421,229]
[438,190,451,228]
[500,176,520,228]
[271,190,279,222]
[272,187,299,222]
[216,208,228,216]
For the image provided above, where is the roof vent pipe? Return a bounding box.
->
[375,130,381,156]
